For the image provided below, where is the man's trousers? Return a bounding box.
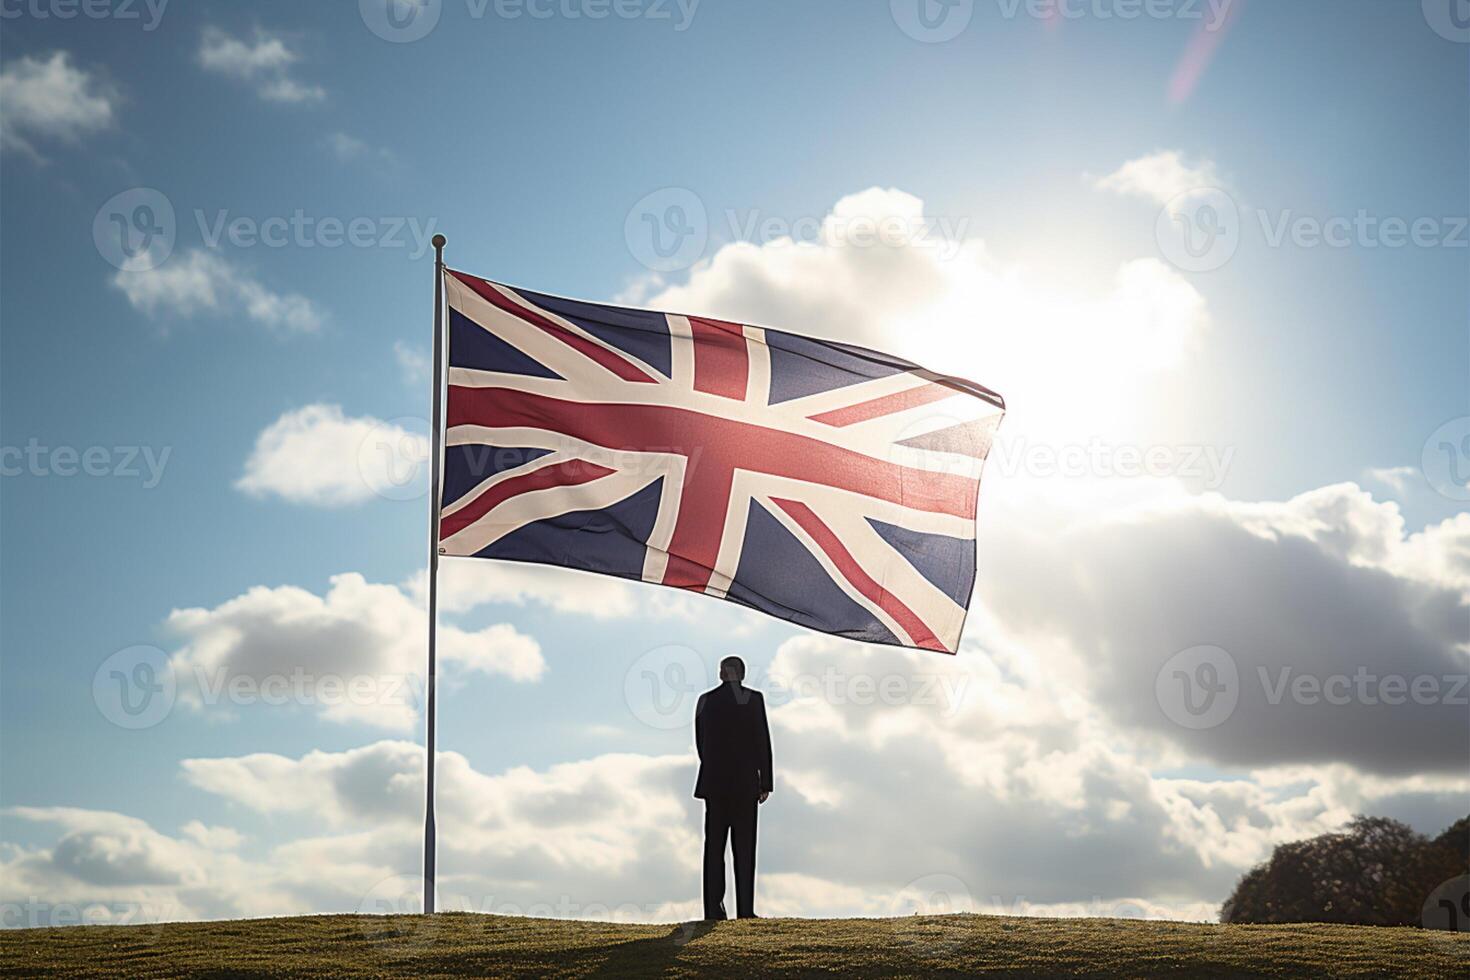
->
[702,794,758,919]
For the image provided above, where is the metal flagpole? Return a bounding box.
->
[423,233,447,915]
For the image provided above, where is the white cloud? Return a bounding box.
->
[758,628,1464,911]
[1392,512,1470,594]
[112,249,324,332]
[1092,151,1226,206]
[1365,465,1418,495]
[414,560,707,622]
[0,51,115,158]
[977,478,1470,776]
[1,807,301,925]
[394,340,430,385]
[177,741,702,918]
[165,572,544,730]
[198,27,294,75]
[5,808,204,889]
[257,77,325,105]
[326,131,399,169]
[428,562,640,619]
[179,822,244,851]
[236,404,424,507]
[637,187,1208,439]
[198,27,324,104]
[180,741,428,826]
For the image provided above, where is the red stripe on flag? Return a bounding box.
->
[658,459,734,593]
[808,381,954,427]
[770,497,948,652]
[687,316,749,400]
[449,271,658,384]
[439,459,617,542]
[445,387,979,520]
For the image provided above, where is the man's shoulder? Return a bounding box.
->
[736,685,765,707]
[698,683,765,704]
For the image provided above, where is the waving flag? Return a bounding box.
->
[437,269,1005,653]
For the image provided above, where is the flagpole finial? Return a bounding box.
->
[432,234,446,249]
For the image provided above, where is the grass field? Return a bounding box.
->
[2,912,1465,978]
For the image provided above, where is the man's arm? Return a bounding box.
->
[756,692,773,799]
[694,692,708,761]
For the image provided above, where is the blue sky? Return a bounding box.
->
[1,0,1466,926]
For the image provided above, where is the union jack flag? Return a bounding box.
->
[438,269,1005,653]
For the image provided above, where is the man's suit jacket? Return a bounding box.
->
[693,682,773,800]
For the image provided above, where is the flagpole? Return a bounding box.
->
[423,233,447,916]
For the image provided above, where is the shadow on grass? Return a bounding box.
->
[397,919,727,979]
[547,921,724,978]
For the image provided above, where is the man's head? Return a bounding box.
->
[718,656,746,684]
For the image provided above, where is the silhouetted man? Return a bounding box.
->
[693,655,773,920]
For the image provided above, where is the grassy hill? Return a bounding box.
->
[2,912,1465,978]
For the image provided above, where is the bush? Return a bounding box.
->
[1220,814,1467,927]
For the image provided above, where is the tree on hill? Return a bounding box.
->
[1433,816,1468,864]
[1220,814,1468,927]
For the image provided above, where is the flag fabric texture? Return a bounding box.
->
[438,269,1005,653]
